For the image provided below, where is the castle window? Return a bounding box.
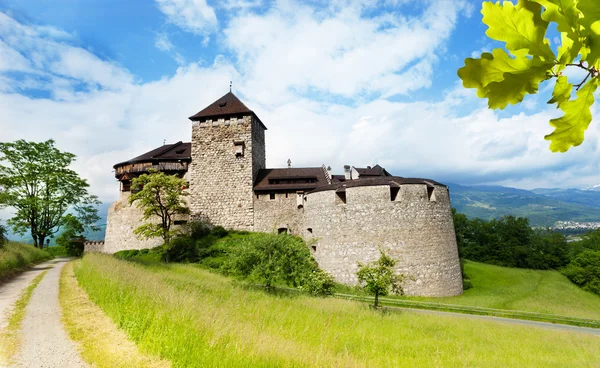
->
[311,245,317,253]
[256,194,260,199]
[427,187,436,202]
[307,228,313,234]
[336,191,346,204]
[234,141,245,157]
[390,186,400,201]
[285,193,288,198]
[296,192,304,209]
[121,181,131,192]
[269,193,275,200]
[174,220,187,225]
[278,227,288,234]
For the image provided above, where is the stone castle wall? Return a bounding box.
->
[188,115,265,230]
[253,192,305,235]
[100,192,163,253]
[305,184,463,297]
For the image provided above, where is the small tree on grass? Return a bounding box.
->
[226,233,335,295]
[357,249,407,309]
[55,214,86,256]
[129,169,190,245]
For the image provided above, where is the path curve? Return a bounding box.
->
[0,259,58,331]
[12,258,88,368]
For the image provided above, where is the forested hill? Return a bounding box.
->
[449,184,600,227]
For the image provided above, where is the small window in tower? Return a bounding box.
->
[427,187,436,202]
[285,193,288,198]
[390,186,400,201]
[219,101,227,107]
[278,227,288,234]
[269,193,275,200]
[336,191,346,204]
[307,228,313,234]
[311,245,317,253]
[296,192,304,209]
[234,141,245,157]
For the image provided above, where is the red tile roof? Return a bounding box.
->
[114,141,191,168]
[254,167,328,192]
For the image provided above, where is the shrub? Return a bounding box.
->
[225,233,320,290]
[300,269,336,296]
[562,250,600,296]
[163,236,197,263]
[0,223,6,249]
[186,221,211,241]
[47,246,68,257]
[210,226,228,238]
[65,239,85,257]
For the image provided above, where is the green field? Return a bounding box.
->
[401,261,600,320]
[74,254,600,367]
[0,242,52,281]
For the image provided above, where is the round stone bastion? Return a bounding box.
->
[304,178,463,297]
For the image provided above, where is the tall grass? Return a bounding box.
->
[0,242,52,281]
[76,254,600,367]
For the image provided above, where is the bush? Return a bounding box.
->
[225,233,322,290]
[0,223,6,249]
[210,226,228,238]
[47,246,68,257]
[186,221,211,241]
[163,236,197,263]
[562,250,600,296]
[65,239,85,257]
[300,269,336,296]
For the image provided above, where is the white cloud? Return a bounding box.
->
[220,0,263,11]
[155,32,174,51]
[224,0,467,104]
[155,0,218,37]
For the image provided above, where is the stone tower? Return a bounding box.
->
[188,92,266,230]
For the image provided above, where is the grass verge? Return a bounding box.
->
[76,253,600,367]
[0,242,52,282]
[0,268,49,365]
[59,260,171,368]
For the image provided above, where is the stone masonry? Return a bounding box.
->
[188,115,265,230]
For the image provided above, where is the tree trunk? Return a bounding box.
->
[374,290,379,309]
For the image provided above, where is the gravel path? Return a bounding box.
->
[11,258,88,368]
[0,259,58,331]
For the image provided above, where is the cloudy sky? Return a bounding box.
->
[1,0,599,205]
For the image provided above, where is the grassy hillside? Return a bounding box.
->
[0,242,52,281]
[449,183,600,227]
[408,261,600,320]
[74,254,599,367]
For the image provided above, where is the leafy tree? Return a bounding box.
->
[55,214,86,257]
[356,249,407,308]
[562,250,600,295]
[226,233,323,290]
[0,139,100,248]
[129,169,190,244]
[458,0,600,152]
[0,222,6,249]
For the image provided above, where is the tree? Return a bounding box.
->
[129,169,190,244]
[458,0,600,152]
[225,232,329,292]
[562,250,600,295]
[0,140,100,248]
[356,249,407,308]
[0,222,6,249]
[55,214,86,256]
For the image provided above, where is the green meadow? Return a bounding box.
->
[74,254,600,367]
[410,261,600,320]
[0,242,51,281]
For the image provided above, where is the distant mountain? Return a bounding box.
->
[449,184,600,228]
[4,202,110,244]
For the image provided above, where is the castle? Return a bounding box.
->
[95,92,463,297]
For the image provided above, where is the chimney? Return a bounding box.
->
[344,165,351,180]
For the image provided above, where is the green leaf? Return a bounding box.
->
[545,79,599,152]
[531,0,579,37]
[547,75,573,108]
[484,63,550,109]
[458,49,552,110]
[482,1,554,59]
[581,25,600,68]
[557,32,581,67]
[578,0,600,33]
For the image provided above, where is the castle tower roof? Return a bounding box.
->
[188,92,267,129]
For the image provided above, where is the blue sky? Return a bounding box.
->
[1,0,599,204]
